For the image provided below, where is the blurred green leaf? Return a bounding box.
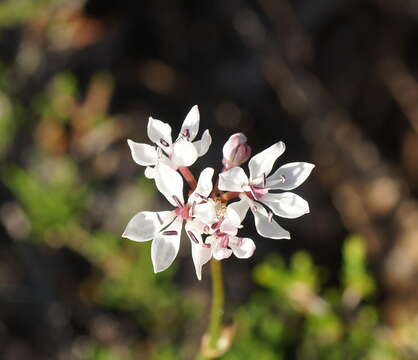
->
[0,0,53,27]
[2,161,86,237]
[342,235,375,303]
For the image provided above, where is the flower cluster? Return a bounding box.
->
[123,106,314,279]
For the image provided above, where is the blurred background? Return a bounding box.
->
[1,0,418,359]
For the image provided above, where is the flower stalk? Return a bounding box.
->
[208,258,224,350]
[179,166,197,190]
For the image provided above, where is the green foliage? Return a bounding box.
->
[32,72,78,123]
[0,91,14,156]
[2,160,86,238]
[0,64,22,158]
[342,235,375,301]
[226,236,400,360]
[0,0,53,27]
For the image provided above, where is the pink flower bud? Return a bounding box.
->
[222,133,252,170]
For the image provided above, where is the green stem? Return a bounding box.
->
[208,258,224,350]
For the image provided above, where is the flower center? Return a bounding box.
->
[214,198,227,218]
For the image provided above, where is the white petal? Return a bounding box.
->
[227,198,250,224]
[179,105,200,141]
[266,162,315,190]
[122,211,174,242]
[193,201,217,225]
[151,217,182,273]
[248,142,286,183]
[259,192,309,219]
[155,164,184,207]
[127,140,158,166]
[191,167,214,200]
[187,218,207,233]
[147,117,173,151]
[251,202,290,239]
[212,240,233,260]
[144,166,155,179]
[185,219,204,244]
[170,139,198,168]
[229,237,256,258]
[219,217,238,236]
[193,129,212,157]
[221,205,243,235]
[191,241,212,280]
[218,167,249,192]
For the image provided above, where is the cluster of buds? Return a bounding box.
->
[123,106,314,279]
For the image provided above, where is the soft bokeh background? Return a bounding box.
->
[1,0,418,359]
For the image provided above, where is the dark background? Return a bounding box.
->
[1,0,418,358]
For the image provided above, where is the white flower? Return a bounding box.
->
[123,164,216,274]
[127,105,212,178]
[218,141,314,240]
[191,203,256,280]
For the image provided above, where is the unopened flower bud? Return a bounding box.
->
[222,133,251,170]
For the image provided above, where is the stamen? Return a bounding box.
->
[182,128,190,139]
[211,219,223,230]
[268,211,273,223]
[156,213,164,225]
[195,192,207,200]
[162,230,178,236]
[156,146,163,159]
[249,186,257,200]
[172,195,183,207]
[187,231,199,244]
[203,225,210,233]
[160,138,169,147]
